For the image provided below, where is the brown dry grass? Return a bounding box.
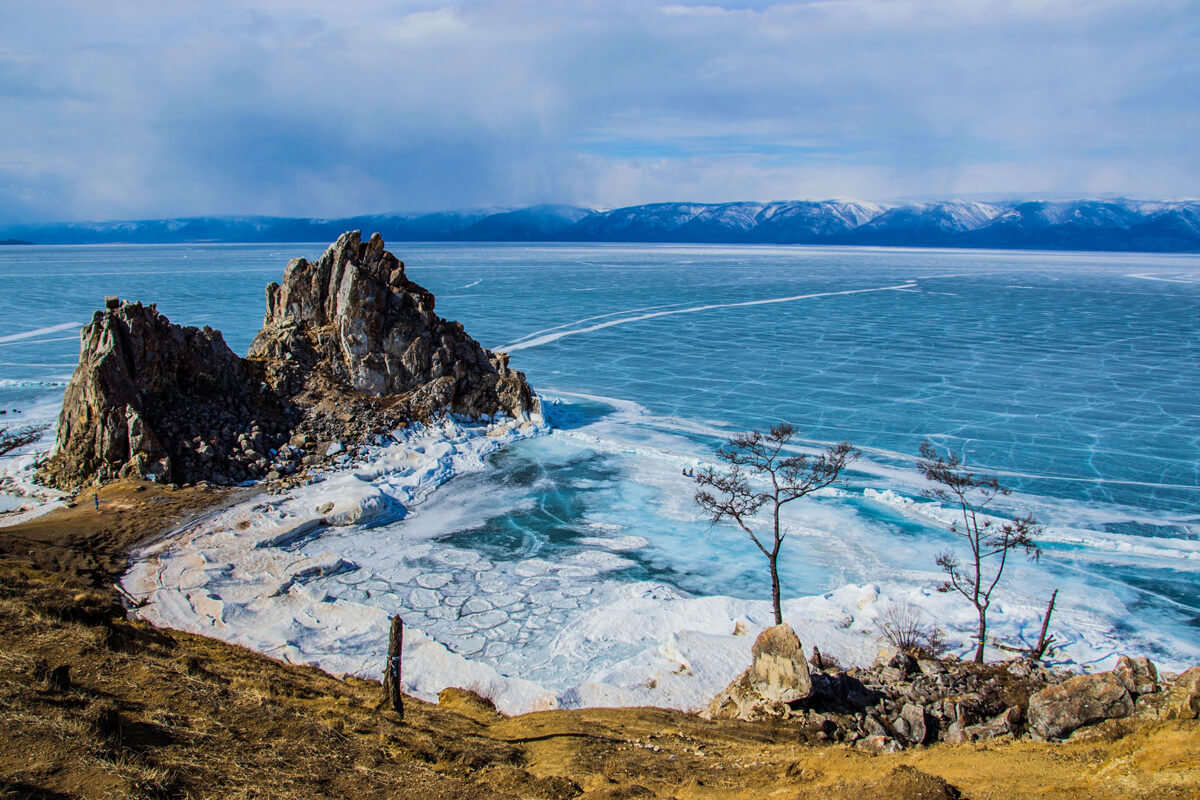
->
[1,481,1197,799]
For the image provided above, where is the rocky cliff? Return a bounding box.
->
[38,232,537,489]
[248,230,534,422]
[37,299,290,488]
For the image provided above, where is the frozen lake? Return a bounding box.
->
[2,242,1198,709]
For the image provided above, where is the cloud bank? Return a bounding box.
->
[1,0,1196,221]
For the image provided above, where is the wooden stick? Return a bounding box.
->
[382,615,404,718]
[1031,589,1058,661]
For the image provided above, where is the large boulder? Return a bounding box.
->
[1113,655,1159,696]
[1027,672,1134,740]
[704,623,812,720]
[1164,666,1200,720]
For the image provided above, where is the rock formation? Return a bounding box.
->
[37,299,289,487]
[704,637,1198,751]
[705,624,813,720]
[39,232,538,489]
[249,231,534,422]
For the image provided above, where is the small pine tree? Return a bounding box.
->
[917,441,1041,663]
[694,423,858,625]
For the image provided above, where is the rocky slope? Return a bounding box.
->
[38,232,537,489]
[705,624,1200,754]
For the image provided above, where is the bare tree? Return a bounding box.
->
[694,423,859,625]
[0,424,49,458]
[917,440,1042,663]
[880,601,949,658]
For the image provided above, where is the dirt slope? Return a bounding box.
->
[1,485,1197,800]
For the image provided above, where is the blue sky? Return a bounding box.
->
[0,0,1196,221]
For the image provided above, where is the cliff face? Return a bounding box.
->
[37,300,289,488]
[249,230,534,421]
[39,232,537,489]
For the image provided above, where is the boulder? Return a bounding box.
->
[945,706,1021,744]
[704,623,812,720]
[1163,666,1200,720]
[898,702,932,745]
[1027,673,1133,739]
[1113,655,1159,696]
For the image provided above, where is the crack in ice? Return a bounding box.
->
[504,283,919,351]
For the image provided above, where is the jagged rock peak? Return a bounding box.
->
[249,230,536,421]
[39,233,539,489]
[37,301,288,489]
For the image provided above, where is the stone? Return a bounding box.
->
[863,713,889,738]
[1113,655,1159,696]
[949,706,1022,743]
[704,623,812,720]
[1163,666,1200,720]
[874,644,900,667]
[853,735,892,753]
[1133,690,1170,720]
[1027,673,1134,739]
[918,659,946,677]
[900,702,932,745]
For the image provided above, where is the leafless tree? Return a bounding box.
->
[0,424,49,458]
[917,440,1042,663]
[694,423,859,625]
[879,601,948,658]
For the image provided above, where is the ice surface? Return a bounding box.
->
[119,392,1200,715]
[2,242,1197,713]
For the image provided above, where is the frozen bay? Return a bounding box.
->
[2,242,1197,710]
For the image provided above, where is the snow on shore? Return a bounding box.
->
[119,406,1197,716]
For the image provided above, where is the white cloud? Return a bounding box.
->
[0,0,1195,220]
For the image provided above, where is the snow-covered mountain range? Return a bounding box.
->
[4,199,1198,251]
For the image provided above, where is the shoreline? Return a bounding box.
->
[1,404,1198,799]
[4,387,1197,713]
[109,396,1196,716]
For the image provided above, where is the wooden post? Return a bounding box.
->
[382,616,404,718]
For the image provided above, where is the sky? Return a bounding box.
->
[0,0,1197,222]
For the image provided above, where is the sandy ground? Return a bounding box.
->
[1,482,1197,800]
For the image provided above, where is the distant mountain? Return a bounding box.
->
[3,198,1198,252]
[457,204,594,240]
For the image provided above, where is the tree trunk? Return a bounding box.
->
[973,607,986,664]
[382,615,404,717]
[769,556,782,626]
